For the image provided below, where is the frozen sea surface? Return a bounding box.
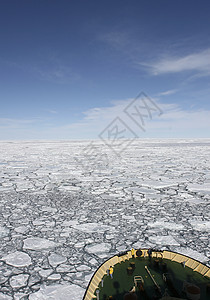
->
[0,139,210,299]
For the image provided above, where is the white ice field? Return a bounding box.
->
[0,139,209,299]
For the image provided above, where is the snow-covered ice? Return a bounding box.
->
[48,253,67,267]
[149,235,180,246]
[189,220,210,231]
[85,243,112,255]
[71,222,114,233]
[23,238,58,250]
[9,274,29,289]
[47,273,61,280]
[0,139,210,299]
[29,284,85,299]
[147,220,185,231]
[38,269,52,278]
[0,227,10,238]
[1,251,31,267]
[0,294,12,300]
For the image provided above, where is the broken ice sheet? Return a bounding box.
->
[0,139,210,299]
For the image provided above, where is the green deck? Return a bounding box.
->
[94,256,209,299]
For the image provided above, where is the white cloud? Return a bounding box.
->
[157,89,178,96]
[150,103,210,130]
[47,97,210,139]
[1,98,210,140]
[141,48,210,75]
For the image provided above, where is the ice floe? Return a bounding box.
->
[0,294,12,300]
[9,274,29,289]
[189,220,210,231]
[1,251,31,267]
[47,273,61,280]
[29,284,85,300]
[38,269,53,278]
[149,235,180,246]
[147,220,184,231]
[71,222,114,233]
[85,243,112,254]
[0,227,10,238]
[48,253,67,267]
[23,238,58,250]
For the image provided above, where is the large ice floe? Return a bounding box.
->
[23,238,58,250]
[29,284,85,299]
[1,251,31,267]
[0,139,210,299]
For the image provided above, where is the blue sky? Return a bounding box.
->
[0,0,210,140]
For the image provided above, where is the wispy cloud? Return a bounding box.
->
[99,30,130,50]
[99,30,210,83]
[32,63,80,84]
[1,97,210,139]
[157,89,178,96]
[98,29,151,65]
[44,109,58,115]
[48,97,210,139]
[141,48,210,76]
